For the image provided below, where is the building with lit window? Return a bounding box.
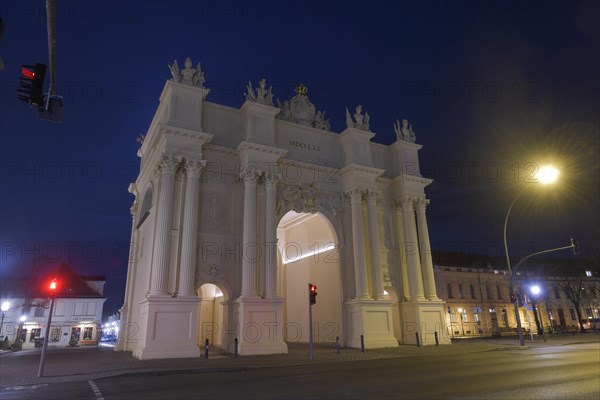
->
[0,264,106,348]
[118,57,451,360]
[433,253,600,338]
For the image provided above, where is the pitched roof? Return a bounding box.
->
[2,263,105,299]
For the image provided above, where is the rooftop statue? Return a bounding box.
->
[168,57,206,89]
[394,118,416,143]
[314,110,331,131]
[345,105,370,131]
[245,78,275,106]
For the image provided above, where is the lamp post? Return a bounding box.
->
[38,277,58,377]
[503,165,559,347]
[0,301,9,340]
[530,285,547,342]
[458,308,465,336]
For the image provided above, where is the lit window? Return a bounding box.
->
[50,328,61,342]
[83,326,94,340]
[29,328,41,342]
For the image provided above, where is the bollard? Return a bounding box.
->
[415,332,420,347]
[234,338,238,358]
[360,334,365,352]
[204,338,209,360]
[435,331,439,346]
[336,336,340,354]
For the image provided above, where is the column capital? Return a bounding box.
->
[155,154,182,176]
[240,169,261,183]
[399,196,416,211]
[366,189,381,204]
[183,158,206,177]
[263,172,279,186]
[344,187,366,201]
[414,198,430,211]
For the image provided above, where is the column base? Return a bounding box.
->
[132,296,200,360]
[398,299,451,346]
[236,298,288,355]
[344,299,399,349]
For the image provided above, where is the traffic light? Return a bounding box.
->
[48,278,58,296]
[309,283,317,305]
[18,63,47,106]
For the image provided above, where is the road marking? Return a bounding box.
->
[5,384,48,391]
[88,380,105,400]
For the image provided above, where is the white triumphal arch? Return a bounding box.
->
[117,57,450,359]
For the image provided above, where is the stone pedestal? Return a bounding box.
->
[398,300,451,346]
[133,296,200,360]
[345,300,398,349]
[236,298,288,355]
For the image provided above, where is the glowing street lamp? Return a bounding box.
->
[536,165,559,185]
[503,164,559,347]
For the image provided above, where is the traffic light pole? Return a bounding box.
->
[37,296,55,377]
[308,289,314,361]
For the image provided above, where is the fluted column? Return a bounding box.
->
[401,198,425,301]
[178,159,205,297]
[149,154,181,296]
[240,170,259,299]
[264,173,278,299]
[367,190,385,299]
[394,202,410,301]
[348,188,370,299]
[415,199,439,300]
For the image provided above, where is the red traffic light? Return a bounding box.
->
[49,278,57,291]
[309,283,317,305]
[22,66,36,79]
[18,63,47,106]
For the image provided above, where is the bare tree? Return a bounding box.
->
[552,276,587,332]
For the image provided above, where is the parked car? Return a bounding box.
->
[582,318,600,331]
[100,334,117,343]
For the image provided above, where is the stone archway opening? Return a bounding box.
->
[277,211,342,345]
[197,283,226,348]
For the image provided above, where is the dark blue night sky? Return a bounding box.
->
[1,0,598,317]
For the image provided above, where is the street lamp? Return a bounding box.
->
[1,301,9,340]
[458,308,465,336]
[529,285,547,342]
[503,164,559,347]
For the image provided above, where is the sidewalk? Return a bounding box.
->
[1,333,598,388]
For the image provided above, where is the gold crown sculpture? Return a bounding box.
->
[295,83,308,95]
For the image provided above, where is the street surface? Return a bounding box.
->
[1,341,598,399]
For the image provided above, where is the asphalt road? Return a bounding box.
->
[2,342,598,399]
